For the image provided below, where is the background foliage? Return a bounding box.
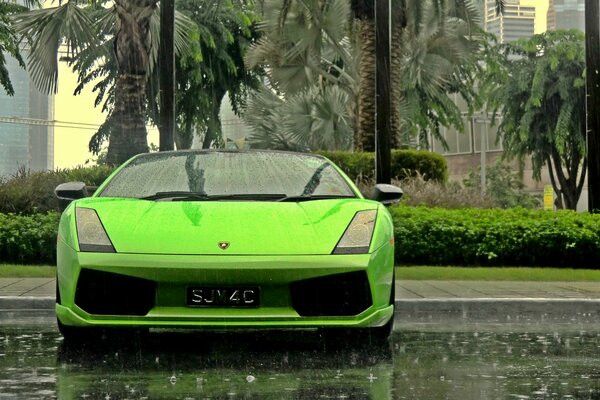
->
[0,0,29,95]
[317,150,448,183]
[484,30,587,210]
[463,161,540,209]
[0,166,114,214]
[392,206,600,267]
[0,212,58,264]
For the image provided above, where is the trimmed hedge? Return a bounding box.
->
[0,165,115,215]
[392,206,600,268]
[317,150,448,183]
[3,207,600,267]
[0,212,59,265]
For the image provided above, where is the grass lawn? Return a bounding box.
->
[0,264,56,278]
[396,266,600,281]
[2,264,600,281]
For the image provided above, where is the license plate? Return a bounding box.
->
[186,287,260,308]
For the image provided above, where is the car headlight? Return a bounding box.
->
[75,208,115,253]
[332,210,377,254]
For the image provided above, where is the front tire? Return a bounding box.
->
[56,278,100,342]
[322,276,395,346]
[365,277,395,344]
[57,317,89,342]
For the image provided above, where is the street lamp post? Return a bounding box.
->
[586,0,600,212]
[375,0,392,184]
[159,0,175,151]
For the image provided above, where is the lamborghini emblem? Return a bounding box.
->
[218,241,230,250]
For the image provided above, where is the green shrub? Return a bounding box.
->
[391,206,600,267]
[0,165,115,214]
[0,212,60,265]
[316,150,448,183]
[60,165,116,186]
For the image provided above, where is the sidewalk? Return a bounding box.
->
[2,278,600,324]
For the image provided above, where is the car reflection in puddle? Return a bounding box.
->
[56,329,393,399]
[2,325,600,399]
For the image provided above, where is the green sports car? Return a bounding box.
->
[54,150,402,341]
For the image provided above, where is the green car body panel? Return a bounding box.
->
[56,151,396,331]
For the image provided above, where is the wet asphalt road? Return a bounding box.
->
[2,317,600,399]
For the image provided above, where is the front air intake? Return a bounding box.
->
[75,269,155,316]
[290,271,372,317]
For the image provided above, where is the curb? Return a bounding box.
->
[0,296,54,311]
[395,298,600,323]
[2,296,600,325]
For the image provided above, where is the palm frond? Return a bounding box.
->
[0,0,29,94]
[12,2,100,94]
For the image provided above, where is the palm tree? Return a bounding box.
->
[12,0,194,164]
[398,0,483,149]
[107,0,158,163]
[175,0,260,150]
[246,0,485,152]
[245,0,357,150]
[349,0,375,151]
[350,0,504,151]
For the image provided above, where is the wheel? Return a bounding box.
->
[365,277,395,344]
[56,316,104,344]
[56,278,100,343]
[322,276,395,346]
[57,317,84,341]
[55,278,147,344]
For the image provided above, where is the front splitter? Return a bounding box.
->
[56,304,394,329]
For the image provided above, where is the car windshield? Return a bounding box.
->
[98,151,357,200]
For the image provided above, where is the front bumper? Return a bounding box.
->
[56,240,394,329]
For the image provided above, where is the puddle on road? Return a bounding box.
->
[1,325,600,399]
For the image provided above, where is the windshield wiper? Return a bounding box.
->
[277,195,356,202]
[140,191,209,201]
[140,192,288,201]
[208,193,287,201]
[302,163,330,196]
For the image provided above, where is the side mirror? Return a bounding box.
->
[370,184,403,206]
[55,182,89,212]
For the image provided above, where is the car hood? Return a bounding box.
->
[75,198,378,255]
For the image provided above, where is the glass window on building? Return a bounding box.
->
[432,118,472,155]
[473,117,502,152]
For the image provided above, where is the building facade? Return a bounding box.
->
[0,54,54,178]
[547,0,585,31]
[484,0,536,43]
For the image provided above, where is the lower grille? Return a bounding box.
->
[75,269,155,316]
[290,271,372,317]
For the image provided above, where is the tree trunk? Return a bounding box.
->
[548,147,584,210]
[390,25,403,149]
[390,1,406,149]
[355,18,376,151]
[202,90,226,149]
[175,117,194,150]
[107,0,157,165]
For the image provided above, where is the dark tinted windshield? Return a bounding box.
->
[98,151,356,199]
